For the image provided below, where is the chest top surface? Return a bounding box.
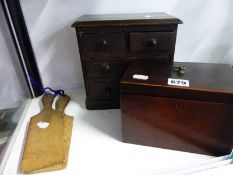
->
[121,61,233,103]
[72,12,183,27]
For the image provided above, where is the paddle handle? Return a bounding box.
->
[42,93,54,109]
[55,94,70,112]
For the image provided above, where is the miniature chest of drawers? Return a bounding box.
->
[72,12,182,109]
[121,61,233,156]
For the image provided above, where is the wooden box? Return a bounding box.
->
[72,12,182,109]
[121,61,233,156]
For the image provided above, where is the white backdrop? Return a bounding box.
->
[10,0,233,91]
[21,0,233,89]
[0,7,29,109]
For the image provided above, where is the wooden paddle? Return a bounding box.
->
[30,94,74,173]
[21,93,74,173]
[21,93,66,172]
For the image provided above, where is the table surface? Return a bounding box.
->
[2,88,233,175]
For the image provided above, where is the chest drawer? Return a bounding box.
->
[86,61,129,79]
[79,32,126,52]
[130,32,175,54]
[88,81,120,101]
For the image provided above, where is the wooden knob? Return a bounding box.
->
[148,39,157,47]
[105,87,112,96]
[102,63,110,72]
[102,39,107,47]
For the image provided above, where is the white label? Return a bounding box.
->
[133,74,149,80]
[37,121,49,129]
[145,14,154,18]
[168,78,190,87]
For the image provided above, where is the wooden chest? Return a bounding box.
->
[121,61,233,156]
[72,12,182,109]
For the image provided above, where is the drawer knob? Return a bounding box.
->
[102,63,111,72]
[102,39,108,47]
[148,39,157,47]
[105,87,112,96]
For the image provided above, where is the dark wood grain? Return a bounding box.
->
[87,81,120,101]
[86,61,129,79]
[130,32,175,54]
[121,94,233,156]
[72,12,182,27]
[80,33,126,52]
[121,62,233,155]
[72,12,182,109]
[121,61,233,103]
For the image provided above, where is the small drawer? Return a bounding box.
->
[130,32,175,54]
[88,82,120,101]
[80,32,126,52]
[86,61,129,79]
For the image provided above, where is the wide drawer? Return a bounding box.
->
[88,81,120,101]
[130,32,175,54]
[86,61,129,79]
[80,32,126,52]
